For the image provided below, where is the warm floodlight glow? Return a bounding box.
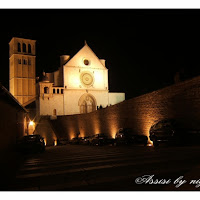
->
[54,140,57,146]
[29,121,34,126]
[44,138,47,146]
[147,140,153,146]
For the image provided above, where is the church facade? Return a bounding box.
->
[9,37,125,117]
[37,41,125,116]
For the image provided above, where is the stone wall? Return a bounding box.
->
[42,76,200,145]
[0,95,26,189]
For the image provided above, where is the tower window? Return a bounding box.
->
[18,43,21,52]
[18,59,21,64]
[23,43,26,52]
[23,59,27,65]
[28,44,31,53]
[28,59,31,65]
[53,89,55,94]
[61,89,64,94]
[57,89,59,94]
[44,87,49,94]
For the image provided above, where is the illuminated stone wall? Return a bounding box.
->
[9,37,36,106]
[44,76,200,144]
[34,117,57,146]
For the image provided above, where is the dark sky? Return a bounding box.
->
[1,9,200,100]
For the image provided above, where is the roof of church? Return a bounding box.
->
[63,41,107,70]
[0,83,27,112]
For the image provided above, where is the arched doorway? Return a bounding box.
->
[53,109,57,116]
[78,94,96,114]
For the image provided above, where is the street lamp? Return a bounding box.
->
[29,120,34,126]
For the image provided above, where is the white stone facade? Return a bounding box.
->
[38,42,125,116]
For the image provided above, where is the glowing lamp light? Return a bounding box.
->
[147,140,153,147]
[44,138,47,146]
[54,140,57,146]
[29,121,34,126]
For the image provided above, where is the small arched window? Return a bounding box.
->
[23,59,27,65]
[23,43,26,52]
[57,89,59,94]
[28,44,31,53]
[53,89,55,94]
[53,109,57,116]
[44,87,49,94]
[28,59,31,65]
[18,43,21,52]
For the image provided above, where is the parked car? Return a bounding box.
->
[79,136,91,145]
[17,134,45,153]
[57,138,68,145]
[115,128,148,145]
[69,137,81,145]
[87,135,97,145]
[91,133,114,146]
[149,119,200,146]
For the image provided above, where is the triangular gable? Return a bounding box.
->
[64,43,107,70]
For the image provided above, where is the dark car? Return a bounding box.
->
[17,134,45,153]
[87,135,96,145]
[91,133,114,146]
[115,128,148,145]
[69,137,83,145]
[57,138,68,145]
[149,119,200,146]
[79,136,91,145]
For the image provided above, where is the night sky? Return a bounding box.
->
[1,9,200,100]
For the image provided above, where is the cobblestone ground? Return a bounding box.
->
[9,144,200,191]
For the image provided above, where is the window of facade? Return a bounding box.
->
[44,87,49,94]
[57,89,59,94]
[53,89,55,94]
[53,109,57,116]
[28,44,31,53]
[28,59,31,65]
[87,101,93,113]
[79,95,96,114]
[23,59,27,65]
[61,89,64,94]
[80,101,87,114]
[83,59,89,65]
[18,43,21,52]
[18,59,21,64]
[23,43,26,52]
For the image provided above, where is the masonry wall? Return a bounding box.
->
[34,117,57,146]
[0,99,26,188]
[44,76,200,144]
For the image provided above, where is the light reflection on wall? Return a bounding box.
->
[92,113,101,135]
[69,75,80,87]
[37,75,200,145]
[28,120,35,135]
[107,115,120,138]
[44,138,47,146]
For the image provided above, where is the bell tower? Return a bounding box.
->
[9,37,36,106]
